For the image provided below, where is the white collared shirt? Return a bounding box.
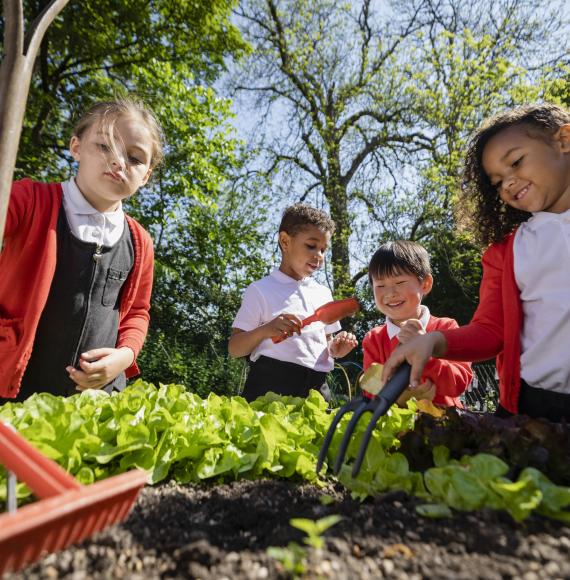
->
[61,178,125,247]
[232,268,341,371]
[386,305,430,341]
[514,209,570,393]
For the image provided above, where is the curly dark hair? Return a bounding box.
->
[278,203,336,237]
[463,102,570,246]
[368,240,431,284]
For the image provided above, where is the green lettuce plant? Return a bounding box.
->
[1,382,569,524]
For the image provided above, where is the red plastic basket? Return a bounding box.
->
[0,421,147,574]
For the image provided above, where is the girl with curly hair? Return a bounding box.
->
[382,103,570,422]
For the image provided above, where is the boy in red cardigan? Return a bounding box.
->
[0,99,162,400]
[363,240,472,407]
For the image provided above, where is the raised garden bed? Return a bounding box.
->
[2,383,570,578]
[7,479,570,579]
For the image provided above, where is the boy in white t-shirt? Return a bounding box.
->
[229,203,357,401]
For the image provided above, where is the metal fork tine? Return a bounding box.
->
[317,362,411,478]
[351,398,390,477]
[316,398,364,474]
[332,399,373,474]
[351,362,411,476]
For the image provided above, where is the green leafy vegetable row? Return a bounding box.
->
[1,381,569,523]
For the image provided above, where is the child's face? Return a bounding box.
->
[482,124,570,214]
[279,225,331,280]
[70,115,153,212]
[371,271,432,326]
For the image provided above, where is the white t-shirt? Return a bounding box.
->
[232,268,341,372]
[62,178,125,246]
[514,209,570,393]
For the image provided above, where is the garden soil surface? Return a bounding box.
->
[7,479,570,579]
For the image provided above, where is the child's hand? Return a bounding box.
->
[398,319,425,344]
[396,378,436,407]
[382,331,447,388]
[328,331,358,358]
[66,347,135,391]
[264,313,303,339]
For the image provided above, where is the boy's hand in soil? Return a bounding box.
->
[396,378,436,407]
[328,331,358,358]
[67,347,134,391]
[397,319,425,344]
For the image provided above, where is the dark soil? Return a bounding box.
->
[8,479,570,579]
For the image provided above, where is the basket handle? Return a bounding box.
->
[0,422,80,498]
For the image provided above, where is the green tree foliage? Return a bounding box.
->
[8,0,247,179]
[235,0,429,296]
[137,187,270,396]
[405,0,569,319]
[234,0,569,327]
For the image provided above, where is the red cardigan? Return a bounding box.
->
[440,232,522,414]
[0,179,154,398]
[363,315,472,407]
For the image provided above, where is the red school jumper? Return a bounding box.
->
[439,232,523,414]
[363,316,473,407]
[0,179,154,398]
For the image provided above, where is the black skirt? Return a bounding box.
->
[495,379,570,422]
[242,355,330,402]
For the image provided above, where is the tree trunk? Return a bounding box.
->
[327,180,352,297]
[0,0,69,243]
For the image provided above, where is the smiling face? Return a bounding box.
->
[482,124,570,215]
[70,114,154,212]
[371,270,432,326]
[279,225,331,280]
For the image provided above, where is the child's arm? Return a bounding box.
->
[423,357,473,398]
[421,320,473,398]
[228,313,303,358]
[116,230,154,377]
[3,180,38,242]
[440,242,507,361]
[401,318,472,398]
[362,331,382,370]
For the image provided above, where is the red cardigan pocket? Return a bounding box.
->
[0,318,23,352]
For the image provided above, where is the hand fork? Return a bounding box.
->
[316,362,411,478]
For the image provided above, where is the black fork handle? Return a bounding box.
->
[376,361,411,406]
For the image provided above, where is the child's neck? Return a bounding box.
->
[388,306,423,327]
[88,198,121,213]
[75,182,121,213]
[278,262,306,281]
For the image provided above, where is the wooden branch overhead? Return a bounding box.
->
[0,0,70,244]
